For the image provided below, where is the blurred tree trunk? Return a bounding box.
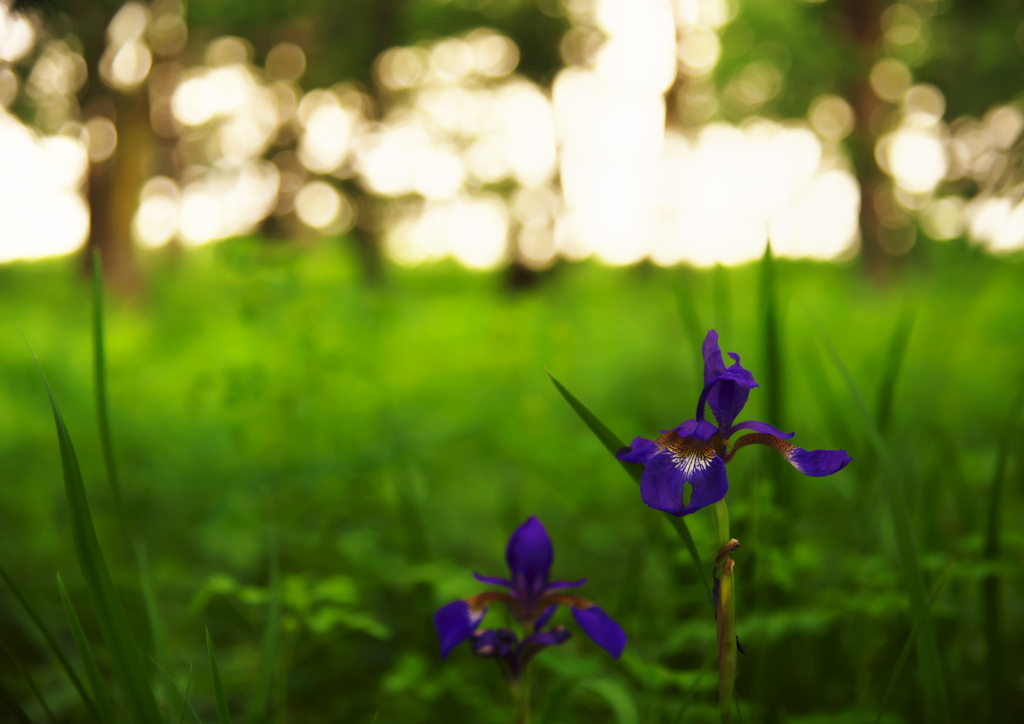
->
[843,0,889,277]
[86,94,150,295]
[73,0,147,294]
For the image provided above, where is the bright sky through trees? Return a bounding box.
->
[0,0,1023,268]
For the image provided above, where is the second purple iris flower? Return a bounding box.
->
[616,330,851,516]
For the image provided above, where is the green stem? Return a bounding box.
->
[712,499,730,547]
[712,500,737,724]
[510,669,531,724]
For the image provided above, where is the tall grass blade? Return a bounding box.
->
[28,344,163,723]
[151,658,204,724]
[758,243,788,519]
[712,265,732,340]
[672,270,705,361]
[981,381,1024,723]
[91,251,127,536]
[670,658,710,724]
[179,664,193,724]
[0,565,101,723]
[875,310,915,434]
[0,677,32,724]
[57,573,115,724]
[874,564,953,724]
[814,324,948,723]
[251,525,280,719]
[0,640,57,723]
[207,629,234,724]
[137,542,168,695]
[546,370,713,607]
[759,243,782,428]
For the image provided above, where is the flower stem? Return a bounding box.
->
[510,669,531,724]
[711,498,730,547]
[712,499,737,724]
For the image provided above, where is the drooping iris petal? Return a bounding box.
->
[617,435,659,464]
[505,516,554,594]
[571,606,627,659]
[788,447,852,476]
[435,600,485,659]
[727,432,851,477]
[730,420,794,439]
[635,433,729,516]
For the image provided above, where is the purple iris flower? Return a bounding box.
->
[434,517,626,679]
[616,330,851,516]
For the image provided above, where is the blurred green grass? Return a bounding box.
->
[1,238,1022,723]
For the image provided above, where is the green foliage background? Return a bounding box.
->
[1,238,1022,722]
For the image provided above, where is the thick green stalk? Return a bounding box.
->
[711,500,730,549]
[511,669,531,724]
[712,499,736,724]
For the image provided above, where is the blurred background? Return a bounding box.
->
[0,0,1022,721]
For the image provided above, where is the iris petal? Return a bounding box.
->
[727,432,851,477]
[788,447,852,476]
[697,331,758,430]
[638,442,728,516]
[505,516,553,594]
[616,436,659,464]
[473,572,513,588]
[571,606,627,659]
[435,600,485,659]
[729,420,794,439]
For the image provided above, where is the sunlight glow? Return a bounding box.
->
[0,3,35,62]
[0,110,89,262]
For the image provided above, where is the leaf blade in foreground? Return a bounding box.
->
[57,573,116,724]
[29,346,162,723]
[546,370,712,607]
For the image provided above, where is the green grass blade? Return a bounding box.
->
[57,573,116,724]
[28,345,163,724]
[875,564,953,724]
[981,381,1024,721]
[91,251,127,536]
[672,271,705,361]
[759,243,782,429]
[0,565,102,723]
[875,310,915,434]
[814,324,948,722]
[546,370,713,608]
[0,677,32,724]
[137,542,168,696]
[151,658,204,724]
[207,629,234,724]
[178,664,193,724]
[251,526,280,719]
[0,640,57,723]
